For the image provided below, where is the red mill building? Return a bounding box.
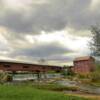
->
[73,56,95,74]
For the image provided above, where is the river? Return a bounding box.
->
[12,74,100,94]
[13,73,63,81]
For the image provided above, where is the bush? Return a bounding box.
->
[0,71,13,83]
[90,71,100,82]
[77,74,90,79]
[0,71,6,83]
[61,67,75,78]
[5,74,13,82]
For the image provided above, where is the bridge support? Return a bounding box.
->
[36,71,41,81]
[43,71,47,79]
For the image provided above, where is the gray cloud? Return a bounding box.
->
[9,42,72,59]
[0,42,9,51]
[0,0,67,33]
[0,0,95,34]
[0,12,33,33]
[0,0,99,64]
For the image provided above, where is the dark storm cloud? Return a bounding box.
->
[0,0,95,34]
[10,42,72,58]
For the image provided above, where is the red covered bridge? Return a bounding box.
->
[0,60,63,73]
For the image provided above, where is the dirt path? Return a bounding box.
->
[65,93,100,100]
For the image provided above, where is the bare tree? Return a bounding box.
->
[38,58,48,65]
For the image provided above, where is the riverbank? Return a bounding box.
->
[6,81,100,100]
[0,84,90,100]
[66,93,100,100]
[1,75,100,100]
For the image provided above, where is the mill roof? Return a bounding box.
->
[74,56,95,62]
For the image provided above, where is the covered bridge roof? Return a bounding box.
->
[0,60,61,68]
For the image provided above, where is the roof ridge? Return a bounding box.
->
[74,56,94,61]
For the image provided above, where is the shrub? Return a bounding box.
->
[90,71,100,82]
[5,74,13,82]
[0,71,13,83]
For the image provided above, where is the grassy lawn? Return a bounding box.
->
[0,84,90,100]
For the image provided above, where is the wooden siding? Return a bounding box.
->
[73,56,95,74]
[0,61,62,72]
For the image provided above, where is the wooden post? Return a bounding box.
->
[12,71,16,81]
[32,72,34,80]
[36,71,41,81]
[43,71,47,80]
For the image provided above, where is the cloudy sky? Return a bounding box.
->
[0,0,99,65]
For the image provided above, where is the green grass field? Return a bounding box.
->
[0,84,90,100]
